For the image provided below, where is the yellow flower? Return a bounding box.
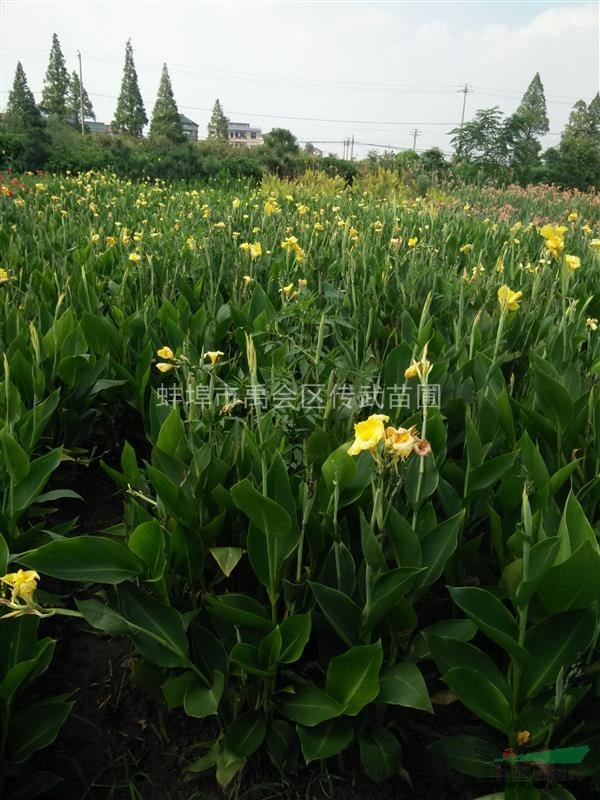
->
[157,346,174,360]
[384,426,416,460]
[187,236,197,251]
[545,236,564,258]
[106,236,116,247]
[348,414,389,456]
[314,222,324,232]
[281,236,305,262]
[565,254,580,271]
[498,285,523,313]
[496,256,504,273]
[373,219,383,233]
[587,318,598,331]
[405,345,432,381]
[91,233,100,244]
[264,199,279,215]
[517,730,531,746]
[567,211,578,223]
[282,283,295,299]
[408,237,418,248]
[128,252,141,263]
[249,242,262,260]
[0,268,10,283]
[298,278,308,288]
[459,243,473,253]
[582,224,592,235]
[590,239,600,250]
[232,197,241,209]
[540,224,567,240]
[156,362,175,373]
[205,350,224,365]
[34,183,46,192]
[1,570,40,603]
[243,275,253,285]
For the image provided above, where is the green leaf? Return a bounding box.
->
[116,582,190,668]
[520,610,596,699]
[377,662,432,712]
[279,614,311,663]
[209,547,244,577]
[408,619,477,662]
[414,510,464,596]
[359,510,386,571]
[162,670,196,710]
[20,536,143,583]
[8,696,74,763]
[467,453,516,497]
[538,542,600,612]
[359,726,402,782]
[277,684,342,726]
[258,626,282,669]
[298,718,354,763]
[225,711,267,758]
[128,521,165,581]
[449,586,528,666]
[0,430,29,483]
[427,635,511,699]
[361,567,424,634]
[325,642,383,715]
[443,667,513,733]
[308,581,361,646]
[12,448,62,513]
[184,670,224,718]
[230,643,274,678]
[429,734,501,778]
[206,593,274,634]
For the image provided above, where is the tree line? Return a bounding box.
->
[1,33,599,190]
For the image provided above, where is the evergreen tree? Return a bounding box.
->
[545,97,600,190]
[112,39,148,136]
[207,99,229,140]
[40,33,70,119]
[3,62,48,169]
[515,73,549,138]
[149,63,183,141]
[508,73,549,183]
[4,62,44,132]
[67,70,95,128]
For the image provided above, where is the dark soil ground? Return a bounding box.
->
[35,463,504,799]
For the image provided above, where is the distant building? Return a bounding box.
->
[180,114,199,140]
[305,143,323,157]
[87,121,110,134]
[227,121,263,148]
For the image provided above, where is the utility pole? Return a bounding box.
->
[77,50,85,135]
[457,83,472,154]
[350,134,354,160]
[410,128,421,151]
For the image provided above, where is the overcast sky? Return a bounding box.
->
[1,0,598,158]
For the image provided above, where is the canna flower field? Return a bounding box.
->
[1,168,600,799]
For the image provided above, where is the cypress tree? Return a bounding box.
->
[149,63,183,141]
[40,33,70,119]
[4,62,44,132]
[515,72,549,138]
[67,70,95,128]
[207,99,229,140]
[112,39,148,136]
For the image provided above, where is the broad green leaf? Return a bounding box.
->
[325,642,383,716]
[429,735,501,778]
[12,448,63,513]
[443,667,513,733]
[277,684,342,726]
[359,726,402,782]
[184,670,224,718]
[408,619,477,662]
[414,510,464,596]
[128,521,165,581]
[449,586,527,666]
[209,546,244,577]
[377,662,432,713]
[8,696,74,764]
[538,542,600,612]
[520,610,596,699]
[298,717,354,763]
[20,536,143,583]
[225,712,266,758]
[0,430,29,483]
[308,581,361,646]
[361,567,424,634]
[279,614,311,663]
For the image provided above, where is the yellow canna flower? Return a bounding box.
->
[243,275,253,285]
[517,730,531,746]
[282,283,295,299]
[232,197,241,209]
[459,243,473,253]
[408,237,418,248]
[1,570,40,604]
[348,414,389,456]
[539,224,567,240]
[156,362,175,373]
[0,268,10,283]
[590,239,600,250]
[565,254,580,271]
[586,318,598,331]
[582,224,592,235]
[205,350,224,365]
[128,252,141,263]
[106,236,116,247]
[498,285,523,313]
[567,211,578,223]
[157,346,174,360]
[298,278,308,288]
[249,242,262,260]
